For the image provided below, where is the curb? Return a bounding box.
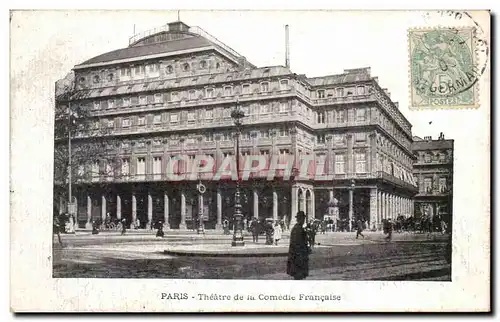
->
[163,249,289,258]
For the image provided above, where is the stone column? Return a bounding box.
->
[131,193,137,228]
[377,191,382,229]
[164,191,170,229]
[86,194,92,229]
[395,196,398,219]
[369,188,377,231]
[147,191,153,229]
[348,188,353,231]
[116,194,122,220]
[180,190,187,229]
[392,195,396,219]
[290,185,298,228]
[216,188,222,230]
[101,194,107,222]
[59,197,64,215]
[310,189,316,220]
[383,192,387,222]
[399,196,402,217]
[253,188,259,219]
[388,194,392,220]
[300,189,306,212]
[272,188,278,222]
[390,195,394,219]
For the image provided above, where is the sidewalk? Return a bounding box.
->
[70,229,447,242]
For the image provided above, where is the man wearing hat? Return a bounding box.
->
[286,211,311,280]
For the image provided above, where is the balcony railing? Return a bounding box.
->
[376,171,418,191]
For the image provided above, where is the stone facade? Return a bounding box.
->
[55,20,423,231]
[412,134,454,223]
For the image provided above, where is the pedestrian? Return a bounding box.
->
[385,219,393,241]
[92,220,99,235]
[305,220,317,249]
[273,221,282,246]
[265,221,274,245]
[135,218,140,229]
[286,211,311,280]
[250,218,259,243]
[121,218,127,235]
[356,219,365,239]
[156,220,165,238]
[53,214,63,247]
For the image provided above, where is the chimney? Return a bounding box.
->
[439,132,445,140]
[168,21,190,32]
[285,25,290,68]
[424,136,432,141]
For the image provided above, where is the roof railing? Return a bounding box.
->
[188,26,242,59]
[128,24,170,45]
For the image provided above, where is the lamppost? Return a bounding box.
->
[348,179,355,232]
[196,175,206,234]
[230,99,245,246]
[67,103,77,232]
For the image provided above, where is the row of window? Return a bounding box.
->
[419,152,449,163]
[316,86,367,99]
[421,177,449,193]
[315,108,367,124]
[90,80,290,110]
[94,104,292,130]
[91,106,369,132]
[316,133,367,145]
[81,151,368,177]
[82,60,225,85]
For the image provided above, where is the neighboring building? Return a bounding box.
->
[54,20,419,231]
[412,133,454,224]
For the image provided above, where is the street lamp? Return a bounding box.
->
[196,175,206,234]
[67,103,77,232]
[230,99,245,247]
[348,179,355,232]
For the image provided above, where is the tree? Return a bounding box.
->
[53,72,122,217]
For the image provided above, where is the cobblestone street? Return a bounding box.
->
[52,230,451,281]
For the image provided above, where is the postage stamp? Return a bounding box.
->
[408,27,479,109]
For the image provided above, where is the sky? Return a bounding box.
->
[10,10,490,142]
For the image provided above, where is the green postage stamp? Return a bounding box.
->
[409,27,479,109]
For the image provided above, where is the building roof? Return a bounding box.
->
[64,65,294,101]
[306,72,371,86]
[77,36,213,66]
[412,139,454,151]
[306,67,372,86]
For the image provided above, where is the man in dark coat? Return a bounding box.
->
[156,220,165,238]
[356,219,365,239]
[250,218,259,243]
[385,219,393,241]
[287,211,310,280]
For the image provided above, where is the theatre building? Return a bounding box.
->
[54,20,418,231]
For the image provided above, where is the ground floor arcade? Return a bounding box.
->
[57,178,417,232]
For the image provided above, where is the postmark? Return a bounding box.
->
[409,27,479,109]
